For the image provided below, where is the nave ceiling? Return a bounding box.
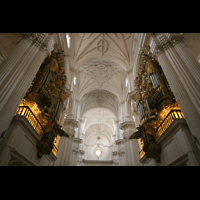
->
[83,108,115,146]
[69,33,139,102]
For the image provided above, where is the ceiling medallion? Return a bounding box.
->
[96,33,108,56]
[97,39,108,56]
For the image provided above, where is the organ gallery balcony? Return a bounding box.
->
[155,109,184,139]
[15,106,43,136]
[15,106,58,156]
[139,109,185,159]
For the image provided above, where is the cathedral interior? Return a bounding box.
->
[0,33,200,166]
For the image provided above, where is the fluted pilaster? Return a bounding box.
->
[148,33,200,147]
[157,52,200,145]
[0,33,53,135]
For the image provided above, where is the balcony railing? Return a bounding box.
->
[15,106,43,136]
[155,109,184,139]
[139,149,145,159]
[52,144,58,156]
[139,109,184,159]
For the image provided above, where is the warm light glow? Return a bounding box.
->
[20,100,48,127]
[155,109,184,138]
[152,105,181,130]
[95,149,102,156]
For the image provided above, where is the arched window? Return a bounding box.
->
[66,34,70,48]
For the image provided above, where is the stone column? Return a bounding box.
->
[130,139,140,166]
[116,139,125,166]
[77,119,83,139]
[114,120,120,140]
[55,136,69,166]
[112,151,119,166]
[120,99,139,165]
[0,33,53,136]
[71,138,82,166]
[172,38,200,113]
[150,33,200,146]
[61,99,79,166]
[62,119,78,166]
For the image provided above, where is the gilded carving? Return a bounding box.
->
[19,48,70,158]
[130,48,180,162]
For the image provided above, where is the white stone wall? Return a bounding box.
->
[140,119,200,166]
[0,116,57,166]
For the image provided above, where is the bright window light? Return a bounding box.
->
[66,34,70,48]
[95,149,102,157]
[74,77,76,85]
[126,79,128,87]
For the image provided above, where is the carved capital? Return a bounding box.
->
[162,40,173,50]
[72,139,82,152]
[170,35,184,46]
[21,33,36,42]
[22,33,52,53]
[63,119,78,137]
[123,131,130,140]
[153,45,165,58]
[32,33,47,48]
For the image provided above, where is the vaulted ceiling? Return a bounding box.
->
[83,108,115,145]
[69,33,139,102]
[70,33,137,70]
[67,33,140,124]
[80,89,119,119]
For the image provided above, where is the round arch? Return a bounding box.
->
[78,86,122,103]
